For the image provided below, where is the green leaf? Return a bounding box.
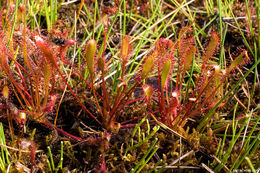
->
[161,60,171,89]
[141,56,154,79]
[84,39,97,77]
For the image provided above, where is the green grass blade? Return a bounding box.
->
[131,138,158,173]
[43,0,51,30]
[148,159,163,173]
[55,141,64,173]
[232,130,260,171]
[214,116,248,172]
[48,146,55,171]
[231,112,260,170]
[137,146,159,173]
[245,157,256,173]
[7,0,19,47]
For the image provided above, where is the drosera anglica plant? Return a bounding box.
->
[31,29,154,133]
[80,34,154,132]
[142,27,251,130]
[0,0,259,172]
[0,5,89,144]
[1,2,152,148]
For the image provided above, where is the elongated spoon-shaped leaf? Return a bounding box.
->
[141,56,154,79]
[183,46,196,73]
[161,60,171,89]
[203,31,219,64]
[226,49,250,75]
[98,56,105,72]
[121,35,130,63]
[35,36,57,68]
[84,39,96,77]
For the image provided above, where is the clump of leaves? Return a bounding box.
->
[142,27,250,129]
[82,35,153,132]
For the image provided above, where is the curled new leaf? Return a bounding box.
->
[143,84,153,99]
[85,39,97,77]
[155,38,174,56]
[18,112,26,124]
[161,60,171,89]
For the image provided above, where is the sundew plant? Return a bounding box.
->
[0,0,259,172]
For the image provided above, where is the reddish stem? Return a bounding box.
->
[73,68,103,100]
[116,97,143,111]
[110,80,141,122]
[56,68,102,125]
